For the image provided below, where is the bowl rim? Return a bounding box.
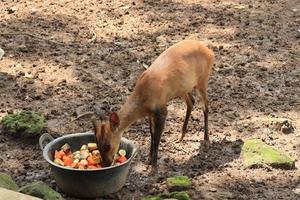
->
[42,131,138,171]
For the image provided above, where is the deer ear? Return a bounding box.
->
[109,112,120,131]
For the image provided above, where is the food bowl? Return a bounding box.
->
[39,131,138,198]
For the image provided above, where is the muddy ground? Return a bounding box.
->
[0,0,299,199]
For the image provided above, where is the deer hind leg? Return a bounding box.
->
[148,116,154,164]
[179,92,195,142]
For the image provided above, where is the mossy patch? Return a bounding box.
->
[0,172,19,191]
[1,111,45,136]
[141,196,162,200]
[242,139,295,169]
[168,191,190,200]
[18,181,63,200]
[142,191,190,200]
[167,176,191,191]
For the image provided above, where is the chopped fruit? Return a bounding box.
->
[63,156,73,166]
[61,143,71,151]
[95,164,102,168]
[92,150,100,156]
[79,159,88,166]
[87,143,97,151]
[80,151,89,160]
[54,150,61,159]
[54,159,64,166]
[58,150,66,158]
[87,165,98,169]
[71,159,79,168]
[53,143,128,169]
[80,144,87,150]
[78,165,85,169]
[119,149,126,157]
[87,156,96,166]
[117,156,127,163]
[73,151,81,160]
[92,155,101,164]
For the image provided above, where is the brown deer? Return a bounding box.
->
[93,40,215,169]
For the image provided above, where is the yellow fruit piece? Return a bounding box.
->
[61,143,71,151]
[119,149,126,157]
[54,159,64,166]
[87,143,98,151]
[80,144,87,150]
[92,150,100,156]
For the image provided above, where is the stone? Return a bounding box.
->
[293,185,300,195]
[209,187,217,192]
[0,48,4,59]
[265,117,294,134]
[167,176,192,191]
[0,187,41,200]
[18,181,63,200]
[0,172,19,191]
[242,139,295,169]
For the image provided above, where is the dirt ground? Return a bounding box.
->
[0,0,299,199]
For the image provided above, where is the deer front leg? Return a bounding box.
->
[150,107,167,169]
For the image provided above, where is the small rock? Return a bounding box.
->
[18,181,63,200]
[209,187,217,192]
[0,173,19,191]
[24,72,34,79]
[30,8,37,14]
[132,162,148,173]
[293,185,300,195]
[265,117,294,134]
[281,124,294,134]
[7,7,18,14]
[0,48,4,59]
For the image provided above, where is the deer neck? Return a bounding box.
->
[116,93,144,135]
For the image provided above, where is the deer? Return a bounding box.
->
[92,40,215,170]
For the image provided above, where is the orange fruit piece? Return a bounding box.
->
[117,156,127,163]
[87,156,96,166]
[71,162,78,168]
[54,150,61,159]
[58,150,66,158]
[63,156,73,166]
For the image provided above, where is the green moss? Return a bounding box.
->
[169,191,191,200]
[141,196,162,200]
[0,172,19,191]
[18,181,63,200]
[1,111,45,136]
[242,139,295,169]
[141,191,190,200]
[167,176,191,189]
